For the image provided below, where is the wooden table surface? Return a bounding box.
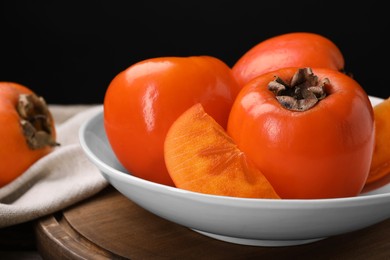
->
[27,186,389,260]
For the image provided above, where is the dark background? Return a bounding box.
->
[1,1,389,104]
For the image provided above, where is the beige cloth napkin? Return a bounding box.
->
[0,104,108,228]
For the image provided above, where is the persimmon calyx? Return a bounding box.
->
[268,67,328,111]
[17,94,59,149]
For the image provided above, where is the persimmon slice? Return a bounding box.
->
[366,97,390,184]
[164,103,280,199]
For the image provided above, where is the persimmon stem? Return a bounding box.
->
[17,94,59,149]
[268,68,328,111]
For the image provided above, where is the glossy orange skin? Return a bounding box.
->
[227,68,375,199]
[104,56,241,186]
[0,82,56,187]
[232,32,345,87]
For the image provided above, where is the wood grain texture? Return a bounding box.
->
[35,186,390,259]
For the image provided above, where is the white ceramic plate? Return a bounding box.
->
[79,96,390,247]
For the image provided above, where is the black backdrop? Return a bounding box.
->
[1,1,389,104]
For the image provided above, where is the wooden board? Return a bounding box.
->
[35,186,390,259]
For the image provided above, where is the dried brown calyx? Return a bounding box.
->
[268,68,329,111]
[17,94,59,149]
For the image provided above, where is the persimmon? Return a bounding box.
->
[232,32,345,87]
[227,67,375,199]
[164,103,280,199]
[366,97,390,184]
[104,56,241,186]
[0,82,57,187]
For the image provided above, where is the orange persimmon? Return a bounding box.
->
[104,56,240,186]
[366,97,390,184]
[164,103,280,199]
[228,67,374,199]
[232,32,345,87]
[0,82,57,187]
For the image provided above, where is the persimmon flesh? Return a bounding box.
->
[164,103,280,199]
[366,97,390,184]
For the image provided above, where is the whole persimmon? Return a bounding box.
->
[232,32,345,87]
[104,56,241,186]
[227,67,375,199]
[0,82,58,187]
